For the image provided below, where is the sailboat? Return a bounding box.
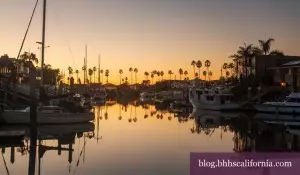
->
[0,0,94,124]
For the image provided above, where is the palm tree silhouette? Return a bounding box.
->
[93,66,97,83]
[105,69,109,83]
[168,70,173,80]
[119,69,123,85]
[204,60,211,76]
[151,74,154,84]
[20,51,39,66]
[254,38,284,56]
[229,43,254,78]
[196,60,202,79]
[160,71,164,80]
[178,68,183,80]
[208,71,213,81]
[75,69,79,84]
[100,69,104,83]
[225,71,230,79]
[88,68,93,84]
[157,71,161,81]
[129,67,133,84]
[184,70,188,79]
[68,66,73,82]
[228,63,234,76]
[82,66,86,83]
[144,71,149,80]
[203,71,207,81]
[191,60,196,77]
[134,68,138,84]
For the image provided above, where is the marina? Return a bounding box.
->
[1,0,300,174]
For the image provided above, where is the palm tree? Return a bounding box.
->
[191,60,196,77]
[160,71,164,80]
[105,70,109,83]
[93,66,97,83]
[100,69,104,83]
[119,69,123,85]
[75,70,79,84]
[225,71,230,79]
[20,51,39,66]
[228,63,234,76]
[157,71,161,81]
[230,43,254,78]
[203,71,207,81]
[184,70,188,79]
[82,66,86,83]
[178,68,183,80]
[134,68,138,84]
[168,70,173,80]
[68,66,73,83]
[196,60,202,79]
[129,67,133,84]
[88,68,93,83]
[254,38,284,56]
[204,60,211,74]
[151,74,154,84]
[208,71,213,81]
[144,71,149,80]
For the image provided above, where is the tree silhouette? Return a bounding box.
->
[151,74,154,84]
[208,71,213,81]
[196,60,202,79]
[134,68,138,84]
[191,60,196,77]
[100,69,104,83]
[204,60,211,75]
[178,68,183,80]
[88,68,93,84]
[160,71,164,80]
[93,66,97,83]
[229,43,254,78]
[129,67,133,84]
[119,69,123,85]
[105,69,109,83]
[75,70,79,84]
[144,71,149,80]
[168,70,173,80]
[254,38,284,56]
[184,70,188,79]
[203,71,207,81]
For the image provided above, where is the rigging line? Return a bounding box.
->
[16,0,39,60]
[48,1,76,67]
[1,153,10,175]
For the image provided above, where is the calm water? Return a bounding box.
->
[0,101,299,175]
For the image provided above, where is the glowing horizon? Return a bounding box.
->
[1,0,300,84]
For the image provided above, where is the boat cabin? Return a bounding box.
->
[191,88,233,104]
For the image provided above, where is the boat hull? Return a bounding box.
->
[190,98,240,111]
[254,104,300,114]
[0,112,95,124]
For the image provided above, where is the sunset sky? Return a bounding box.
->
[1,0,300,84]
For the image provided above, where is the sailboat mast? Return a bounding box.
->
[41,0,47,86]
[98,54,101,83]
[85,45,87,84]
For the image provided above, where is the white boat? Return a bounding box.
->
[140,92,155,102]
[92,88,107,105]
[254,93,300,114]
[0,106,94,124]
[189,86,240,111]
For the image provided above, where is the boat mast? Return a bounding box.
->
[85,45,87,84]
[98,54,101,83]
[41,0,47,86]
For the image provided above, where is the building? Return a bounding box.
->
[251,55,300,81]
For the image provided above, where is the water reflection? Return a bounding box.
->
[1,101,300,174]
